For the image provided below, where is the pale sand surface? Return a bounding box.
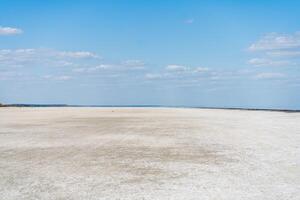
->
[0,107,299,200]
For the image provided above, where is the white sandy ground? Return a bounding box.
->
[0,107,299,200]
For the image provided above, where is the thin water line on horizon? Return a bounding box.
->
[1,103,299,113]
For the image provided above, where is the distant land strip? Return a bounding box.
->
[0,103,299,113]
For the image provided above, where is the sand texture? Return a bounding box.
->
[0,107,299,199]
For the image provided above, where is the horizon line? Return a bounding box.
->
[1,103,299,113]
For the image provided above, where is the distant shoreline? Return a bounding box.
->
[1,104,299,113]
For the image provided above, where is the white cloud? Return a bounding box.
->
[145,73,164,80]
[72,59,146,74]
[72,62,142,74]
[266,50,300,58]
[122,60,145,68]
[56,61,73,67]
[86,64,114,72]
[58,51,99,59]
[144,69,243,87]
[248,58,292,67]
[254,72,285,79]
[248,32,300,67]
[0,48,100,68]
[0,26,23,35]
[166,64,188,71]
[144,64,239,85]
[194,67,210,72]
[93,64,112,69]
[166,65,210,73]
[43,75,72,81]
[249,32,300,51]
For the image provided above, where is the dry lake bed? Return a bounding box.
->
[0,107,299,200]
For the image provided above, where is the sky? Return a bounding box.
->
[1,0,300,109]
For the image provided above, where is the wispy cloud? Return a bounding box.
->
[144,67,250,89]
[145,64,244,85]
[121,60,145,69]
[0,48,100,68]
[254,72,285,79]
[166,64,188,72]
[72,60,145,74]
[43,75,72,81]
[248,58,293,67]
[0,26,23,35]
[266,50,300,58]
[194,67,210,72]
[72,64,115,73]
[145,73,165,80]
[165,65,210,74]
[249,32,300,51]
[248,31,300,67]
[58,51,99,59]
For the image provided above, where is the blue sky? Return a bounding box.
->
[1,0,300,109]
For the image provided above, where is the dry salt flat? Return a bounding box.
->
[0,107,299,200]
